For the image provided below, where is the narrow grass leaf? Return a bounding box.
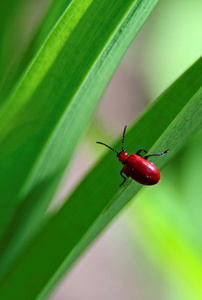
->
[0,58,201,300]
[0,0,159,281]
[0,0,74,102]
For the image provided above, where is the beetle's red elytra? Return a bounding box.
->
[96,126,169,186]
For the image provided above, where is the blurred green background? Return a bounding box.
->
[49,0,202,299]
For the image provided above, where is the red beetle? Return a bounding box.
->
[97,126,169,186]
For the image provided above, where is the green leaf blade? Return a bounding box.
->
[0,57,201,300]
[0,0,159,241]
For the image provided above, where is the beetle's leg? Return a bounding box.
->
[136,149,147,156]
[120,170,127,187]
[144,149,169,159]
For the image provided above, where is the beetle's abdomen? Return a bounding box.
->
[122,154,160,185]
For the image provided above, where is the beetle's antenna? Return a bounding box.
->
[122,125,127,151]
[96,142,119,154]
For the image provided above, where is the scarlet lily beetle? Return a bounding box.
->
[96,126,169,186]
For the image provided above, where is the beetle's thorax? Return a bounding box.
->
[118,151,129,164]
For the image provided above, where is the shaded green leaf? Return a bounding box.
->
[0,0,73,102]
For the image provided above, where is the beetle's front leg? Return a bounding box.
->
[136,149,147,156]
[144,149,169,159]
[120,170,127,187]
